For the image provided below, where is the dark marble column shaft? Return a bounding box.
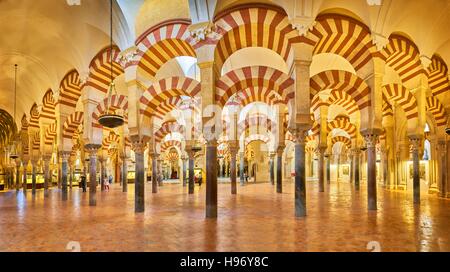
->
[86,145,100,206]
[230,151,237,195]
[133,142,145,213]
[151,154,158,194]
[239,152,245,186]
[295,140,306,217]
[410,137,421,204]
[326,154,331,184]
[205,144,218,218]
[43,158,50,197]
[121,155,128,193]
[353,150,361,191]
[269,154,275,185]
[31,161,37,195]
[188,151,195,194]
[60,152,70,201]
[364,133,379,210]
[276,147,284,193]
[438,141,446,197]
[318,147,325,192]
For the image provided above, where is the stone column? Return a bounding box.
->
[409,136,421,204]
[325,153,331,184]
[381,147,388,187]
[42,157,50,197]
[132,140,146,213]
[30,160,37,195]
[99,157,105,192]
[187,150,195,194]
[276,146,284,193]
[121,154,128,192]
[60,151,70,201]
[151,153,158,193]
[317,147,326,192]
[363,130,380,210]
[85,144,100,206]
[15,159,20,192]
[438,141,446,197]
[239,151,245,186]
[205,141,218,218]
[158,158,163,186]
[269,152,275,185]
[23,160,28,193]
[293,130,308,217]
[181,155,187,187]
[352,149,361,191]
[229,147,237,195]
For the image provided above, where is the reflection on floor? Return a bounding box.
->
[0,181,449,252]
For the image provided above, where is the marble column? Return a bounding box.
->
[350,152,354,184]
[276,146,284,193]
[23,160,27,193]
[30,160,37,195]
[230,148,237,195]
[69,162,73,190]
[132,140,146,213]
[382,147,389,187]
[352,149,361,191]
[205,142,218,218]
[269,152,275,185]
[363,131,380,210]
[409,136,421,204]
[15,159,20,192]
[60,152,70,201]
[121,154,128,193]
[294,131,307,217]
[438,141,446,197]
[99,158,105,192]
[317,147,326,192]
[181,155,187,187]
[188,150,195,194]
[151,153,158,194]
[158,159,163,186]
[239,151,245,186]
[326,153,331,184]
[43,157,50,197]
[85,144,100,206]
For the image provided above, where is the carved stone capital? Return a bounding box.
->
[276,145,285,156]
[372,32,389,51]
[188,22,219,42]
[58,151,71,162]
[290,17,316,36]
[408,136,422,152]
[118,46,138,68]
[84,144,101,157]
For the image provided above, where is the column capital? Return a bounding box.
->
[58,151,71,162]
[361,128,383,148]
[408,135,422,151]
[84,144,101,156]
[289,126,310,145]
[276,145,285,156]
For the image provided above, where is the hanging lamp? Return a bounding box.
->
[98,0,125,128]
[9,64,19,159]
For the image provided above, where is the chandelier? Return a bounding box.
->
[98,0,124,129]
[9,64,19,159]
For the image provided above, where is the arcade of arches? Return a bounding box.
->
[1,0,450,251]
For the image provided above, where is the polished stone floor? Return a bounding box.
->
[0,181,449,252]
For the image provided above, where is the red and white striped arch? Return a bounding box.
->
[135,20,196,80]
[29,103,40,129]
[327,116,357,139]
[307,14,377,73]
[31,131,40,152]
[41,89,56,120]
[62,111,84,139]
[427,55,450,97]
[216,66,294,107]
[331,136,351,149]
[310,70,371,112]
[160,139,182,153]
[382,83,418,120]
[59,69,82,109]
[140,77,201,118]
[382,94,394,118]
[213,4,298,73]
[154,121,185,143]
[426,96,447,127]
[86,46,124,93]
[44,122,57,147]
[244,134,269,146]
[237,114,274,136]
[225,87,283,108]
[102,132,120,151]
[381,34,424,83]
[92,94,128,128]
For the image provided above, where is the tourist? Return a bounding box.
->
[103,175,109,192]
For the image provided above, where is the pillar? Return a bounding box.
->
[187,150,195,194]
[230,148,237,195]
[438,141,446,197]
[181,155,187,187]
[269,152,275,185]
[325,153,331,184]
[293,130,308,217]
[60,152,70,201]
[30,160,37,195]
[239,151,245,186]
[132,140,146,213]
[352,149,361,191]
[276,146,284,193]
[121,154,128,192]
[363,130,380,210]
[317,147,325,192]
[151,153,158,193]
[43,157,50,197]
[409,136,421,204]
[23,160,27,193]
[205,141,218,218]
[99,157,105,192]
[85,144,100,206]
[15,159,20,192]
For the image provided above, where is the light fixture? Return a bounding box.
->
[9,64,19,159]
[445,127,450,135]
[98,0,124,129]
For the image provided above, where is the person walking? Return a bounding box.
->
[80,175,87,192]
[103,175,109,192]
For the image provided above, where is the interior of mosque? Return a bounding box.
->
[0,0,450,216]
